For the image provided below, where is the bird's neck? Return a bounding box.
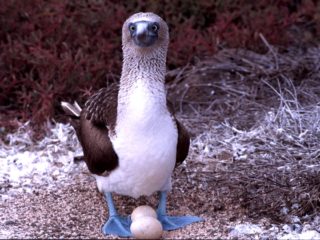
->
[116,51,168,126]
[118,51,167,103]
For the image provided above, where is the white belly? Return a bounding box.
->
[94,82,177,198]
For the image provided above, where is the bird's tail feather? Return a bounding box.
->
[61,101,82,118]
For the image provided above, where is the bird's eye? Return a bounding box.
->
[129,24,135,32]
[151,24,159,32]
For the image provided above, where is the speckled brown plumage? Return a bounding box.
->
[84,86,118,134]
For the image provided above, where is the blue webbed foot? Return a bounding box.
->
[102,192,132,237]
[102,215,132,237]
[157,191,204,231]
[157,214,203,231]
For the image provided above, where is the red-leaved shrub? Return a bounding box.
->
[0,0,319,129]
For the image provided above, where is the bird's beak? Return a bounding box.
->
[131,21,158,47]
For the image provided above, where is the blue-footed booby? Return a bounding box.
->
[61,12,203,237]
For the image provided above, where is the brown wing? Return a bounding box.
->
[174,119,190,166]
[167,101,190,166]
[84,87,118,131]
[79,86,119,175]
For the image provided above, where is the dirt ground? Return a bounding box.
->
[3,156,316,240]
[0,162,268,239]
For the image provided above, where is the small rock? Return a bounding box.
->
[282,224,291,233]
[229,223,262,237]
[292,223,302,233]
[5,220,17,225]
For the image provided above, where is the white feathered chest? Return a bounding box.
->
[95,79,178,198]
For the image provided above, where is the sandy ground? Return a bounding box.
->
[1,160,312,240]
[0,155,271,239]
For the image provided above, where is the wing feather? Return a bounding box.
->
[167,101,190,166]
[79,86,119,175]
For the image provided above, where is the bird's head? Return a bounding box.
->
[122,12,169,56]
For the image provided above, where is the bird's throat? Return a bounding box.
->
[117,54,168,123]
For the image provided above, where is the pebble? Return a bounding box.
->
[229,223,262,237]
[5,220,17,226]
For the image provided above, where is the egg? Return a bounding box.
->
[131,205,157,222]
[130,216,163,239]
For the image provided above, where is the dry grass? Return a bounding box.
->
[168,38,320,222]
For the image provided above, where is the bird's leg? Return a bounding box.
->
[156,191,203,231]
[102,192,132,237]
